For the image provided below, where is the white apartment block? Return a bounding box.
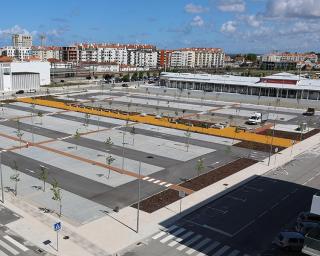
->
[12,34,33,48]
[1,46,32,61]
[129,50,158,68]
[170,50,196,68]
[31,46,61,61]
[262,53,318,63]
[169,48,225,68]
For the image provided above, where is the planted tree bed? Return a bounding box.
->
[258,129,320,141]
[234,141,286,153]
[132,158,257,213]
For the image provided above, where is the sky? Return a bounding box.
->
[0,0,320,53]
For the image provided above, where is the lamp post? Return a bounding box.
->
[0,150,4,203]
[136,161,141,233]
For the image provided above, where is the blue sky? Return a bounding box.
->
[1,0,320,53]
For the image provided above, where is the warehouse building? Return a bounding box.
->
[0,61,50,92]
[160,72,320,101]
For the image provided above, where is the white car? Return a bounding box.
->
[211,123,226,129]
[155,115,162,119]
[140,113,147,117]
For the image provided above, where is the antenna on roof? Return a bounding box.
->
[40,34,46,47]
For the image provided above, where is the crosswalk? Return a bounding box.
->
[152,225,249,256]
[142,176,173,188]
[0,235,30,256]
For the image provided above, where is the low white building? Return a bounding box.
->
[0,61,50,92]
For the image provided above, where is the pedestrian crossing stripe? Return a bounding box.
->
[152,225,249,256]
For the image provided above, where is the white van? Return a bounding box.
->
[273,231,304,251]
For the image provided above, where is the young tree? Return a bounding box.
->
[130,126,136,145]
[196,158,205,177]
[84,113,90,127]
[10,161,20,196]
[51,179,62,217]
[15,120,24,149]
[73,129,81,150]
[184,130,192,152]
[38,111,43,125]
[106,155,115,179]
[39,165,48,192]
[104,136,113,156]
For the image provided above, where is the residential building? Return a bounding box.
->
[1,46,32,61]
[12,34,33,48]
[170,50,196,68]
[31,46,61,61]
[158,50,173,69]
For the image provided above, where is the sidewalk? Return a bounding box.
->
[1,132,320,256]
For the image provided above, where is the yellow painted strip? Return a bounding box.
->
[18,97,294,148]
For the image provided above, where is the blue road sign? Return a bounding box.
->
[54,222,61,232]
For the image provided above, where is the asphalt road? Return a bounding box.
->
[123,145,320,256]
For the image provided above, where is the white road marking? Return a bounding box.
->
[153,180,160,184]
[142,177,150,180]
[152,225,178,239]
[159,182,166,186]
[165,183,172,187]
[4,235,28,252]
[168,231,194,247]
[206,206,228,214]
[0,248,10,256]
[176,234,202,251]
[196,241,221,256]
[227,249,240,256]
[226,195,246,202]
[212,245,230,256]
[202,224,233,237]
[0,239,19,255]
[243,186,263,192]
[186,238,211,255]
[160,228,186,243]
[148,178,155,182]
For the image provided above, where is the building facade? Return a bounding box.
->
[0,61,50,92]
[160,72,320,101]
[12,34,33,48]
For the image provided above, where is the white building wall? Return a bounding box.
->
[10,62,50,85]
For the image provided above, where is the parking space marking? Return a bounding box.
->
[212,245,230,256]
[226,195,247,202]
[227,249,240,256]
[202,224,233,237]
[206,206,228,214]
[243,185,263,192]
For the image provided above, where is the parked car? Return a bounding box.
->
[297,212,320,223]
[155,114,162,119]
[121,83,128,87]
[303,107,315,116]
[140,113,147,117]
[15,90,24,94]
[295,221,320,235]
[211,123,227,129]
[273,231,304,251]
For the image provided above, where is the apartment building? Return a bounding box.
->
[1,46,32,61]
[12,34,33,48]
[128,45,158,68]
[168,48,225,68]
[262,52,318,63]
[31,46,61,61]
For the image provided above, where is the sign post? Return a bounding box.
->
[178,191,186,214]
[53,222,61,251]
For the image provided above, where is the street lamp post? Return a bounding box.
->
[0,151,4,203]
[136,161,141,233]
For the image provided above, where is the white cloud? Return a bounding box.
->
[221,21,237,33]
[190,16,205,27]
[240,15,262,27]
[266,0,320,18]
[218,0,245,13]
[185,3,209,14]
[0,25,37,38]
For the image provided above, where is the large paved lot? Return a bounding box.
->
[0,87,317,227]
[123,144,320,256]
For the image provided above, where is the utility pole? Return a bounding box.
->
[0,151,4,203]
[136,161,141,233]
